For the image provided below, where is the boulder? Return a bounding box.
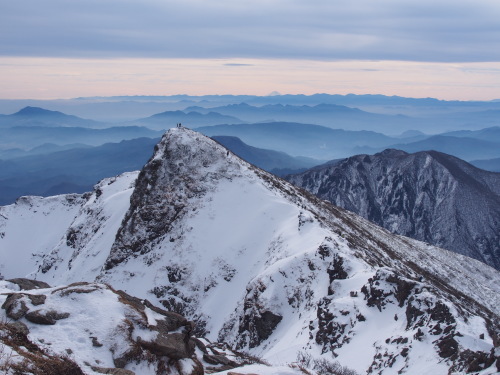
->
[2,293,29,320]
[144,299,189,331]
[25,309,70,325]
[28,294,47,306]
[7,278,51,290]
[203,353,237,366]
[138,332,195,360]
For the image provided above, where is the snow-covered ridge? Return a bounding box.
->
[1,128,499,374]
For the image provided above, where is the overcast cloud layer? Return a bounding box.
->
[2,0,500,62]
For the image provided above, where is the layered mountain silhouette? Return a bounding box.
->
[471,157,500,172]
[0,106,106,128]
[211,135,320,174]
[186,102,421,133]
[0,137,159,205]
[0,135,319,205]
[0,124,163,152]
[197,122,399,159]
[286,149,500,270]
[129,109,245,130]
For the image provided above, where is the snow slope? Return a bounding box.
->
[1,128,498,374]
[0,194,83,278]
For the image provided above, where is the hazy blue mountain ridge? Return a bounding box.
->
[0,135,323,205]
[0,137,159,205]
[2,94,499,130]
[0,106,107,128]
[354,135,500,161]
[0,125,163,151]
[212,135,321,174]
[128,109,245,130]
[470,157,500,172]
[196,122,401,159]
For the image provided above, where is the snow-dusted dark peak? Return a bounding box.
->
[104,128,252,270]
[287,148,500,270]
[150,127,245,172]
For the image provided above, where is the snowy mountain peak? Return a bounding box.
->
[1,129,499,374]
[104,127,250,270]
[150,127,245,174]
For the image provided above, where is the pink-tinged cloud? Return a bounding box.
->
[1,58,499,101]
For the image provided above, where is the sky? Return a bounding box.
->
[1,0,500,100]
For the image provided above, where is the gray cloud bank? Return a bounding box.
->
[1,0,499,62]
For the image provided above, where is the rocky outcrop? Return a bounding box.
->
[2,292,47,320]
[0,317,86,375]
[104,130,245,271]
[138,332,195,359]
[0,281,202,375]
[7,278,51,290]
[24,309,70,325]
[232,280,283,349]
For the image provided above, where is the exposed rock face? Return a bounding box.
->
[286,149,500,270]
[138,332,195,359]
[233,279,284,348]
[104,130,247,270]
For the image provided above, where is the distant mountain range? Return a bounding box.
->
[2,94,499,133]
[212,135,320,175]
[355,134,500,162]
[0,137,159,205]
[0,106,107,128]
[197,122,401,160]
[0,142,92,160]
[186,102,422,134]
[0,135,320,205]
[2,105,499,163]
[4,93,498,119]
[128,109,245,130]
[286,149,500,270]
[0,123,163,155]
[470,157,500,172]
[441,126,500,143]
